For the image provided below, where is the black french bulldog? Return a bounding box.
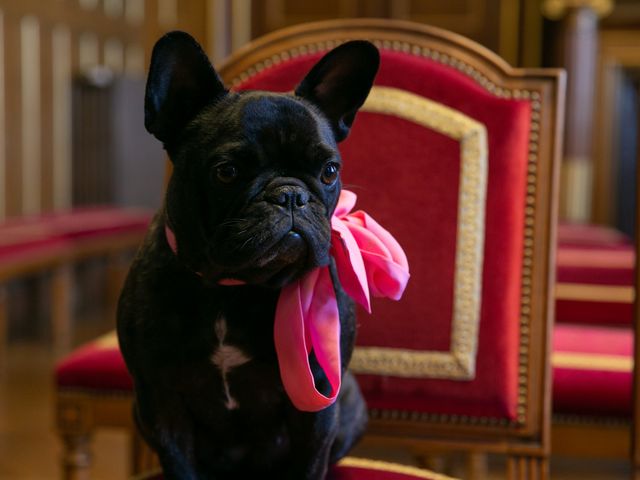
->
[117,31,379,479]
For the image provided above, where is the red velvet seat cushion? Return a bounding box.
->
[40,206,152,240]
[328,458,456,480]
[134,458,457,480]
[0,207,152,266]
[553,323,632,417]
[556,223,634,327]
[55,332,133,391]
[235,47,531,421]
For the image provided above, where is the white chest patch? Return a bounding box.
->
[211,316,251,410]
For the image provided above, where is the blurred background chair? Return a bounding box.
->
[551,223,636,459]
[54,18,564,480]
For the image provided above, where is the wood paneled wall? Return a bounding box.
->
[250,0,544,68]
[591,0,640,227]
[0,0,207,220]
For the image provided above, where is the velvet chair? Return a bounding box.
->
[551,223,636,460]
[218,18,563,478]
[55,19,565,480]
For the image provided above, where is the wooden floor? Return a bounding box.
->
[0,332,632,479]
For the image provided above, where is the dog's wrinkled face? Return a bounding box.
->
[176,92,342,287]
[144,32,379,288]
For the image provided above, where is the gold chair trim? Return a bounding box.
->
[339,457,459,480]
[552,352,633,373]
[349,86,488,380]
[555,283,634,303]
[94,330,119,349]
[130,458,458,480]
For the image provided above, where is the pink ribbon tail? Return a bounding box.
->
[274,268,341,411]
[274,190,409,412]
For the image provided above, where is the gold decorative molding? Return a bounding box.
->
[542,0,614,19]
[339,457,459,480]
[349,86,488,381]
[556,283,634,303]
[94,330,119,349]
[553,351,632,372]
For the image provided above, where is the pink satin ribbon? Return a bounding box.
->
[275,190,409,411]
[165,189,410,412]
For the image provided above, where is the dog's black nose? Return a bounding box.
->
[266,186,309,208]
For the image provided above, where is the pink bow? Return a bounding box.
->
[275,190,409,411]
[165,190,410,412]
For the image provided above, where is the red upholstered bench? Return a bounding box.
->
[56,331,132,392]
[553,323,632,418]
[55,331,141,478]
[0,207,151,356]
[132,458,458,480]
[326,459,458,480]
[556,222,633,328]
[552,223,635,458]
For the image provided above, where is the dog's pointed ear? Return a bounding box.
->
[145,31,227,145]
[295,40,379,142]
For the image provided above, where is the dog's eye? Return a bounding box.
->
[321,162,340,185]
[216,164,238,184]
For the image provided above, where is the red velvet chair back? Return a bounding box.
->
[218,19,564,471]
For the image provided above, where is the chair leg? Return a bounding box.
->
[416,453,447,473]
[52,263,73,354]
[57,395,93,480]
[131,430,144,475]
[466,452,488,480]
[0,284,7,373]
[61,433,92,480]
[507,454,548,480]
[131,430,159,475]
